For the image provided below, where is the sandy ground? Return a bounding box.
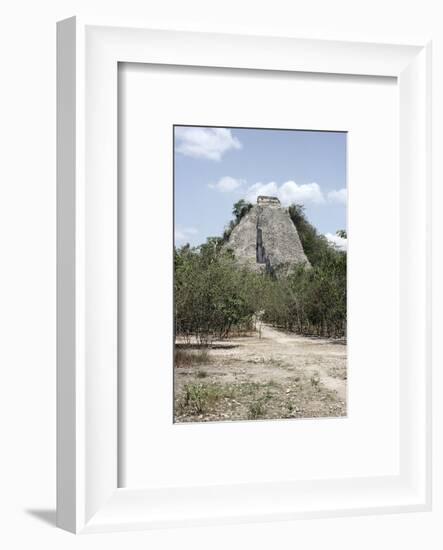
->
[174,325,347,423]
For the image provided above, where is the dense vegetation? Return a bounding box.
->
[174,240,262,343]
[175,203,347,341]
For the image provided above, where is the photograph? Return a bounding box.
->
[173,125,347,423]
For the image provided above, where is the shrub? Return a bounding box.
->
[175,243,265,343]
[179,383,221,415]
[247,399,267,420]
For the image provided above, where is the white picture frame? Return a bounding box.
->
[56,17,432,533]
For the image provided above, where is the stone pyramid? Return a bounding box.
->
[226,196,310,275]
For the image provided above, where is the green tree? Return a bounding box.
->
[232,199,253,223]
[288,203,333,266]
[222,200,253,242]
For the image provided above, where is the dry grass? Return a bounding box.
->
[175,348,210,368]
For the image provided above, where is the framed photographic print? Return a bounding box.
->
[57,18,432,534]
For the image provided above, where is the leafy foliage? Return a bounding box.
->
[175,241,266,344]
[222,199,253,241]
[288,204,332,266]
[261,252,347,337]
[232,199,253,222]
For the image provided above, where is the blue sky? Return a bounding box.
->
[174,126,347,249]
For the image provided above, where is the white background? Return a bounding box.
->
[120,65,399,488]
[1,1,442,549]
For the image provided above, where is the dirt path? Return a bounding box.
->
[174,325,347,422]
[258,325,347,400]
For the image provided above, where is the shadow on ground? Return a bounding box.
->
[176,343,240,350]
[26,509,56,527]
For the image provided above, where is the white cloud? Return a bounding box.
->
[208,176,245,193]
[325,232,347,251]
[175,226,198,244]
[327,188,347,204]
[245,182,279,203]
[279,181,325,205]
[245,180,325,206]
[175,127,242,161]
